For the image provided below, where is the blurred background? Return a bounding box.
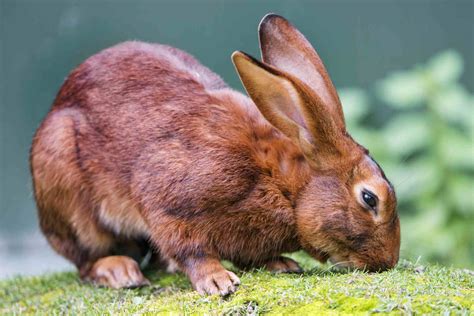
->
[0,0,472,278]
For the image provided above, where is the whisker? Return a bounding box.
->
[325,260,353,272]
[395,175,413,187]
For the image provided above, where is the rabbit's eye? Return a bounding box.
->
[361,190,377,210]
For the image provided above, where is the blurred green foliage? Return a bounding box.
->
[339,50,474,268]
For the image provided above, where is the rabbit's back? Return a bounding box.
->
[54,41,228,135]
[49,41,260,176]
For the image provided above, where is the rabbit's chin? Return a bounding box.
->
[328,254,376,272]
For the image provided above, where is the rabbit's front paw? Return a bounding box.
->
[84,256,150,289]
[193,269,241,296]
[264,256,302,273]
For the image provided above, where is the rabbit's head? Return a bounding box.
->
[233,14,400,271]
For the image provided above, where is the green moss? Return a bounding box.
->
[0,258,472,315]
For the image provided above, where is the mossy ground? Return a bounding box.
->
[1,253,473,315]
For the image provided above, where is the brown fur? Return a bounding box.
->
[30,14,400,295]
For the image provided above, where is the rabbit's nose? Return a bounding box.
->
[367,256,395,272]
[386,253,400,269]
[376,255,397,271]
[369,262,390,272]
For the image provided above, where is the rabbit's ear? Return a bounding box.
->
[258,14,345,130]
[232,51,351,168]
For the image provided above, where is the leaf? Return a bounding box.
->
[338,88,370,123]
[400,201,451,259]
[376,69,427,108]
[415,199,449,228]
[383,159,441,204]
[469,96,474,137]
[426,50,464,86]
[447,174,474,216]
[431,84,474,128]
[381,113,431,158]
[349,128,389,159]
[439,127,474,170]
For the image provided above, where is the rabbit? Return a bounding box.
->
[30,13,400,295]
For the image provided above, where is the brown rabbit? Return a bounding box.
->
[30,14,400,295]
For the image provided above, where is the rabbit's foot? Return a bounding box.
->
[194,269,240,296]
[264,256,302,273]
[187,258,240,296]
[84,256,150,289]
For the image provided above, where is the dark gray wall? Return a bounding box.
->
[1,0,473,236]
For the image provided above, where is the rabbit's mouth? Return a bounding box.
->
[328,254,394,272]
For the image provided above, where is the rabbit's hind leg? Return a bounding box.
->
[31,109,149,288]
